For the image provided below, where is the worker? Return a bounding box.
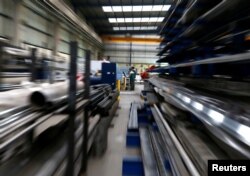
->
[129,66,136,90]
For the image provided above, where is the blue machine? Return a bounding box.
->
[90,62,117,90]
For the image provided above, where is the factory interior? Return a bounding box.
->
[0,0,250,176]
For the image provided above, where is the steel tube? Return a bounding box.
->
[29,81,84,108]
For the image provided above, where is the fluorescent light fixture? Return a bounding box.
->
[192,102,204,111]
[208,110,225,123]
[113,26,158,31]
[134,26,140,30]
[117,18,125,23]
[183,96,191,104]
[152,5,163,11]
[149,17,158,22]
[237,125,250,143]
[125,18,133,22]
[103,5,171,13]
[141,17,150,22]
[142,5,152,11]
[148,26,157,30]
[112,6,122,12]
[162,5,171,11]
[133,18,141,22]
[133,6,142,12]
[109,18,116,23]
[102,6,112,12]
[123,6,132,12]
[108,17,164,23]
[158,17,165,22]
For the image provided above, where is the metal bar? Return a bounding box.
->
[66,41,78,176]
[30,48,37,82]
[81,49,90,172]
[139,127,160,176]
[154,104,200,176]
[0,44,3,89]
[149,129,170,176]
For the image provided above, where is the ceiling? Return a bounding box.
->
[70,0,173,35]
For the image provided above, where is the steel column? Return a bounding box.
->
[66,41,78,176]
[30,48,37,82]
[82,50,90,172]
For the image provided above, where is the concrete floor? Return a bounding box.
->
[86,84,143,176]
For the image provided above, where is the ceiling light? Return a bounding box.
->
[140,26,147,30]
[149,17,158,22]
[133,6,142,12]
[109,18,116,23]
[102,6,113,12]
[133,18,141,22]
[162,5,171,11]
[157,17,165,22]
[142,5,152,11]
[122,6,132,12]
[141,17,150,22]
[120,27,126,30]
[117,18,125,23]
[103,5,171,13]
[112,6,122,12]
[127,27,133,30]
[113,27,119,31]
[125,18,133,22]
[134,26,140,30]
[152,5,163,11]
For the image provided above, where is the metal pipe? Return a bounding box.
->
[181,0,250,39]
[29,81,84,108]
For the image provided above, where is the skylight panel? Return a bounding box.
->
[133,18,141,22]
[127,27,133,30]
[102,6,112,12]
[117,18,125,23]
[149,17,158,22]
[122,6,132,12]
[141,17,150,22]
[142,5,152,11]
[108,18,164,23]
[152,5,163,11]
[103,5,171,12]
[112,6,122,12]
[157,17,165,22]
[109,18,116,23]
[162,5,171,11]
[133,6,143,12]
[125,18,133,23]
[134,26,140,30]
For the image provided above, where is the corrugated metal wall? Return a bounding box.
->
[103,35,159,64]
[0,0,102,62]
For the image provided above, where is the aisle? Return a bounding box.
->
[86,84,143,176]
